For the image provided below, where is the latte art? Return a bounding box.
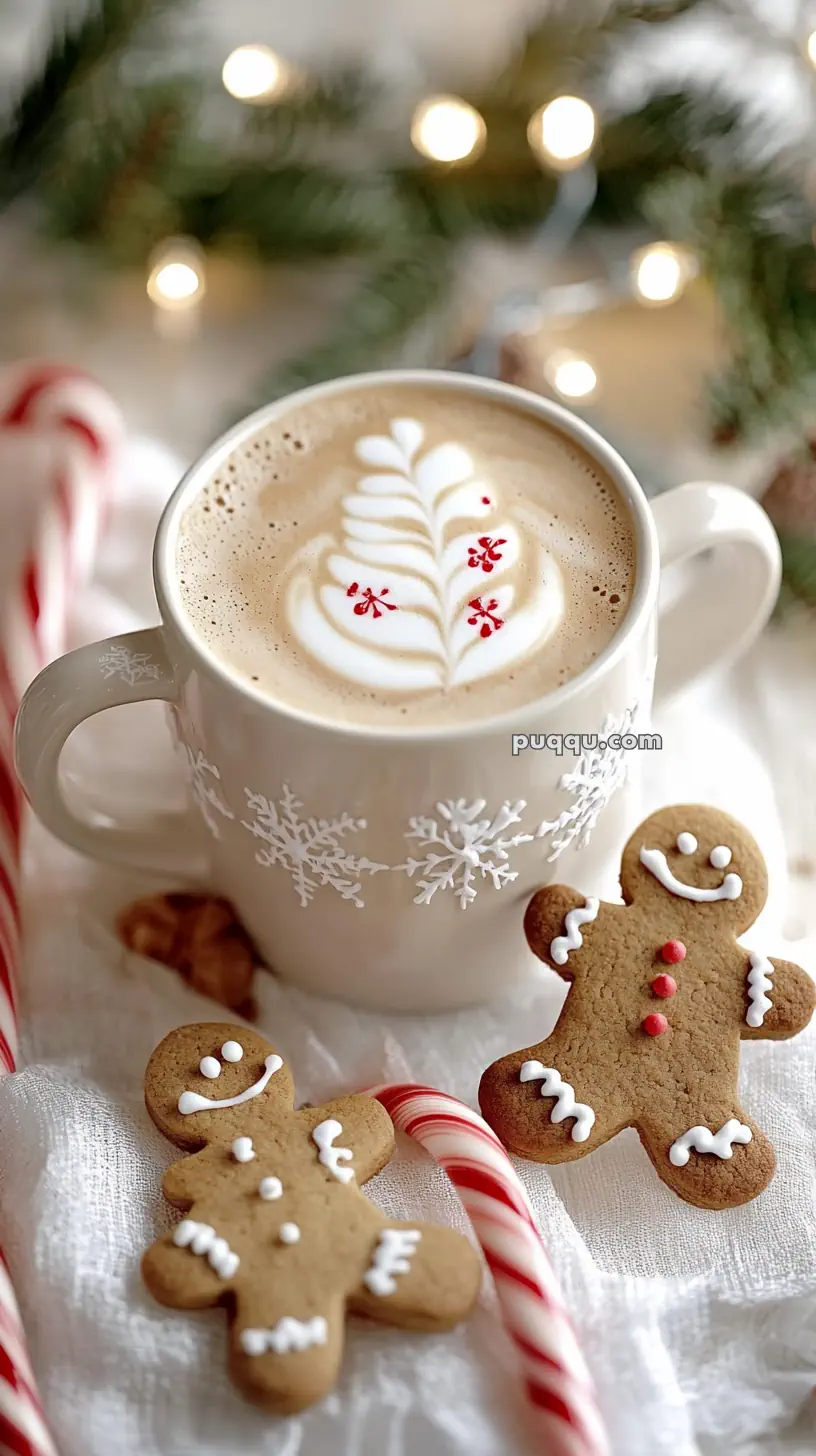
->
[286,418,564,693]
[176,381,636,727]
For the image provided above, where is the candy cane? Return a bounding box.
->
[370,1083,610,1456]
[0,362,121,1456]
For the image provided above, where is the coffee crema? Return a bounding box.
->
[176,383,636,727]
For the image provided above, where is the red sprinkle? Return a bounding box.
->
[651,973,677,999]
[642,1012,669,1037]
[660,940,686,964]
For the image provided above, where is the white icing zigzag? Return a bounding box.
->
[173,1219,239,1279]
[669,1119,752,1167]
[519,1061,596,1142]
[240,1316,328,1357]
[363,1228,422,1297]
[746,950,774,1027]
[312,1119,354,1183]
[550,897,600,966]
[639,847,742,903]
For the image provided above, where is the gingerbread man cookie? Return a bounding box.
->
[142,1023,481,1413]
[479,805,815,1210]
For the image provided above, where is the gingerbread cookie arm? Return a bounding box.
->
[142,1224,239,1311]
[524,885,601,978]
[162,1147,218,1207]
[231,1291,346,1415]
[739,955,816,1041]
[298,1096,395,1186]
[349,1220,481,1331]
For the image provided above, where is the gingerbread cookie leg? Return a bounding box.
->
[231,1291,346,1415]
[637,1107,776,1210]
[349,1220,482,1331]
[479,1049,623,1164]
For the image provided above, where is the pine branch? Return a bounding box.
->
[242,241,452,413]
[775,531,816,609]
[643,166,816,442]
[0,0,173,206]
[244,69,374,157]
[183,165,408,260]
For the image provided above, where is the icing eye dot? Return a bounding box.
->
[279,1222,300,1245]
[221,1040,243,1062]
[709,845,732,869]
[259,1176,283,1201]
[199,1056,221,1079]
[676,833,697,855]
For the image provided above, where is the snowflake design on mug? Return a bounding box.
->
[99,644,160,686]
[184,747,235,841]
[241,784,388,908]
[393,798,535,909]
[536,705,639,860]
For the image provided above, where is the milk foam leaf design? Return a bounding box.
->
[537,706,638,861]
[394,798,535,909]
[286,418,564,694]
[241,784,387,908]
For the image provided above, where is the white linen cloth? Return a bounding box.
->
[0,435,815,1456]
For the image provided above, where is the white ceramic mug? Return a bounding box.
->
[14,371,780,1011]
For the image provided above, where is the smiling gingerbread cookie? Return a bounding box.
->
[479,805,815,1209]
[142,1023,481,1413]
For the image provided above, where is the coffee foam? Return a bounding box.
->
[176,384,636,727]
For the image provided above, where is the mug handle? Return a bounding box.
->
[14,626,207,877]
[651,482,781,704]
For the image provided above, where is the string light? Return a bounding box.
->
[807,30,816,66]
[545,350,597,401]
[410,95,486,164]
[528,96,596,170]
[147,238,205,311]
[222,44,290,103]
[630,241,696,306]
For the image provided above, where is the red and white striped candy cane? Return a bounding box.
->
[0,362,121,1456]
[371,1083,610,1456]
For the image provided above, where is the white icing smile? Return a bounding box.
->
[178,1053,283,1115]
[639,847,742,902]
[285,418,565,695]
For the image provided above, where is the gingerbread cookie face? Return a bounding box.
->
[480,805,815,1210]
[145,1023,297,1149]
[619,804,767,935]
[142,1023,481,1413]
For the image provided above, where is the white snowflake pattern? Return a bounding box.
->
[536,706,638,860]
[99,644,161,686]
[184,747,235,840]
[394,798,534,910]
[241,784,387,909]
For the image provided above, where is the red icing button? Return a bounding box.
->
[642,1012,669,1037]
[660,940,686,964]
[651,973,677,999]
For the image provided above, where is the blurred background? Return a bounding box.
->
[0,0,814,608]
[1,0,816,607]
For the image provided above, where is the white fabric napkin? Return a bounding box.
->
[1,435,815,1456]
